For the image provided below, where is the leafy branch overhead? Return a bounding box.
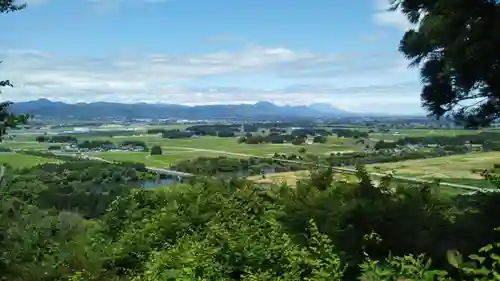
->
[392,0,500,127]
[0,2,29,138]
[0,0,26,13]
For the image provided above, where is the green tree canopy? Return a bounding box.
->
[392,0,500,127]
[0,1,29,139]
[150,145,162,155]
[0,1,26,13]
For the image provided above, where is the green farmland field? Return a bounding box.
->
[366,152,500,180]
[91,135,359,167]
[370,128,497,141]
[156,137,356,157]
[0,153,61,169]
[85,136,359,158]
[0,141,55,150]
[93,149,242,168]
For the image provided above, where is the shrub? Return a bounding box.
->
[150,145,162,155]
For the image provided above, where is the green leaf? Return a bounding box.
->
[479,244,494,253]
[468,254,486,264]
[491,253,500,261]
[447,250,463,268]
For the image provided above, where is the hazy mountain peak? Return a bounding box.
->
[10,99,355,119]
[254,101,277,107]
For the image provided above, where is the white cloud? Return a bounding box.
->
[22,0,171,12]
[87,0,172,13]
[372,0,415,31]
[22,0,47,5]
[0,46,423,114]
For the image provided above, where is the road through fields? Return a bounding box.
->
[163,146,498,193]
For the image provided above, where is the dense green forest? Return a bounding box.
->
[1,159,500,280]
[3,0,500,279]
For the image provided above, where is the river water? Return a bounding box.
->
[141,178,181,188]
[140,167,278,188]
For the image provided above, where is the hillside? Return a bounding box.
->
[10,99,355,120]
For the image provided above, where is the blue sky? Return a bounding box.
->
[1,0,422,114]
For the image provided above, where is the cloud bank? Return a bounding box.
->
[372,0,415,31]
[0,45,422,114]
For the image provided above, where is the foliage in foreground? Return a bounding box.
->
[393,0,500,127]
[0,160,500,280]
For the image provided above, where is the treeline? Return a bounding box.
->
[148,128,237,139]
[186,124,241,135]
[169,147,469,177]
[17,150,86,162]
[4,161,151,218]
[120,140,148,151]
[396,131,500,146]
[240,134,327,144]
[34,138,149,151]
[332,128,369,138]
[291,128,331,137]
[2,162,500,280]
[78,140,115,149]
[85,130,140,137]
[147,124,369,141]
[323,148,470,167]
[373,132,500,152]
[171,156,305,176]
[374,140,398,150]
[49,122,105,129]
[36,135,78,143]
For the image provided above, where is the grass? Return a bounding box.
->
[88,136,358,157]
[1,135,361,167]
[370,129,497,141]
[247,170,357,187]
[366,152,500,180]
[434,177,498,189]
[156,137,357,157]
[88,137,353,167]
[0,153,61,169]
[248,171,310,186]
[0,141,55,150]
[327,136,358,144]
[90,136,359,167]
[145,124,201,130]
[82,133,362,156]
[93,148,243,168]
[246,168,487,196]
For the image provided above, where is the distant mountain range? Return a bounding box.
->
[10,99,358,120]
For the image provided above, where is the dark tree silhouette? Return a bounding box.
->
[150,145,162,155]
[0,1,29,139]
[0,1,26,13]
[392,0,500,127]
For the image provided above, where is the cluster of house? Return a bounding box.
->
[59,143,146,153]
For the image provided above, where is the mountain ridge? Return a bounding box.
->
[10,99,357,120]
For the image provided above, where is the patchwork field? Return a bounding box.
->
[248,171,310,186]
[370,128,494,141]
[0,153,61,169]
[159,138,356,157]
[93,149,242,168]
[366,152,500,179]
[0,141,54,150]
[85,136,358,157]
[247,170,357,187]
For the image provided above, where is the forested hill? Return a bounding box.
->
[10,99,356,120]
[2,158,500,280]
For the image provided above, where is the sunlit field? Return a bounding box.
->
[0,153,61,169]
